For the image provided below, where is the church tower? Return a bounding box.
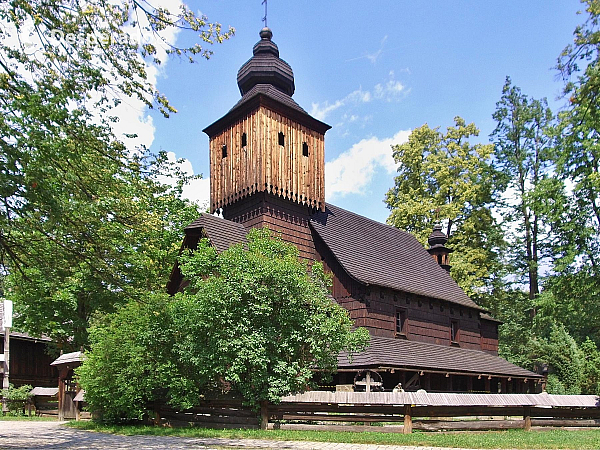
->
[203,28,330,259]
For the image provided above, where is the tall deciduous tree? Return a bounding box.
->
[491,77,557,301]
[385,117,503,298]
[78,229,370,422]
[0,1,233,347]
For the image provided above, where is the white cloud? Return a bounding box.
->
[374,71,405,101]
[310,87,371,121]
[310,72,407,121]
[325,130,410,200]
[160,152,210,210]
[346,35,389,64]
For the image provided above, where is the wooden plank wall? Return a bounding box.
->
[210,106,325,213]
[481,319,500,354]
[0,337,57,387]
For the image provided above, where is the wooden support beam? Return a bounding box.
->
[405,372,420,389]
[523,406,531,431]
[403,404,413,434]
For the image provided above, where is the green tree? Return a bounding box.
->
[0,1,233,346]
[385,117,503,298]
[5,151,199,348]
[78,229,369,422]
[491,77,558,301]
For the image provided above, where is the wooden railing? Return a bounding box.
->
[151,392,600,433]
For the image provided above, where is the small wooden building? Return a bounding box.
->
[0,302,57,388]
[50,351,84,420]
[168,27,543,393]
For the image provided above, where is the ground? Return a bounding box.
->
[0,421,478,450]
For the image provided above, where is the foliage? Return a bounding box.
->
[1,384,32,416]
[531,324,586,395]
[5,151,200,349]
[385,117,503,297]
[490,77,558,300]
[78,229,369,422]
[0,1,232,348]
[76,293,177,422]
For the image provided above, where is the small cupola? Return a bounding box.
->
[237,27,295,96]
[427,224,453,272]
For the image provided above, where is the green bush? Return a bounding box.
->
[78,228,369,423]
[1,384,33,416]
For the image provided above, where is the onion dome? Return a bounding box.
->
[237,28,295,96]
[428,224,448,248]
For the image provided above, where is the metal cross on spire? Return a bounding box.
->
[262,0,268,27]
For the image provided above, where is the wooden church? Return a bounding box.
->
[168,28,542,394]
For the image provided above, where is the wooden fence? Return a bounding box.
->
[154,392,600,433]
[153,400,260,429]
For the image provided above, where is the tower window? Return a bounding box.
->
[302,142,309,157]
[278,131,285,146]
[222,144,227,158]
[451,320,459,342]
[241,132,247,147]
[396,309,407,335]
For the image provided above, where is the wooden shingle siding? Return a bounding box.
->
[224,192,316,260]
[481,319,500,354]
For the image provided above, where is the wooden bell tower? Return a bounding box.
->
[203,28,330,259]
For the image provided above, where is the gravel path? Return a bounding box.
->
[0,420,491,450]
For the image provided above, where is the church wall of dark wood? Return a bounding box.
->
[481,319,500,354]
[311,236,496,351]
[224,192,317,260]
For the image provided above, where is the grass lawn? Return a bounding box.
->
[68,421,600,449]
[0,415,57,421]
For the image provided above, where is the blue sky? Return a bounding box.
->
[143,1,583,224]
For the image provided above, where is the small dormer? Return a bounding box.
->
[427,224,453,272]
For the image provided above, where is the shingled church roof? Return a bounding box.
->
[310,204,483,310]
[339,335,541,378]
[185,213,247,253]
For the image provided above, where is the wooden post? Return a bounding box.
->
[523,406,531,431]
[2,326,10,413]
[260,401,269,430]
[403,404,413,434]
[153,408,162,426]
[57,377,64,421]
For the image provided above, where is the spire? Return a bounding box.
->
[428,224,448,248]
[237,28,295,96]
[427,224,453,272]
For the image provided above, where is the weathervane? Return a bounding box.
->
[262,0,268,27]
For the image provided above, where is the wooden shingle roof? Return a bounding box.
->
[185,213,248,253]
[310,204,483,310]
[339,335,541,378]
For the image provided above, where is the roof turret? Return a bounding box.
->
[428,224,449,248]
[237,28,295,96]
